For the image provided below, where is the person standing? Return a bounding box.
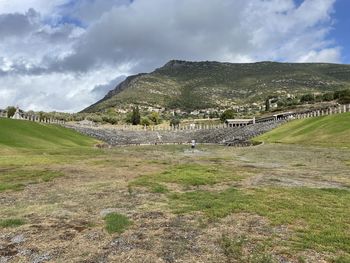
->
[191,139,196,151]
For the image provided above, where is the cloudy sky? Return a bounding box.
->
[0,0,349,112]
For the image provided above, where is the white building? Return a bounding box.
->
[225,118,255,127]
[11,107,23,120]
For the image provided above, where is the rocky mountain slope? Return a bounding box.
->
[83,60,350,112]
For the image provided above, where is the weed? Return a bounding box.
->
[0,218,25,228]
[250,254,275,263]
[297,256,306,263]
[151,184,169,193]
[104,213,132,234]
[332,255,350,263]
[0,169,64,192]
[127,185,133,195]
[169,187,350,254]
[220,234,246,261]
[219,235,275,263]
[130,163,242,192]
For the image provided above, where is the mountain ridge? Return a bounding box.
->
[82,60,350,113]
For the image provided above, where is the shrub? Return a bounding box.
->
[148,112,161,125]
[141,116,151,126]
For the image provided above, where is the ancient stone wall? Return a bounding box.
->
[65,103,350,146]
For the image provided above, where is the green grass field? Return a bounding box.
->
[0,117,349,262]
[0,118,96,149]
[255,112,350,147]
[0,119,98,192]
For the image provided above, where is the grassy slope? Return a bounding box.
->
[0,118,98,192]
[255,112,350,147]
[0,118,96,149]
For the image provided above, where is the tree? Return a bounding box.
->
[265,95,278,111]
[300,93,315,103]
[265,98,270,111]
[149,112,161,125]
[209,111,219,119]
[322,92,334,102]
[39,111,47,121]
[335,89,350,104]
[220,109,235,122]
[6,106,16,118]
[315,94,323,102]
[141,116,151,126]
[131,106,141,125]
[102,115,118,125]
[170,117,180,127]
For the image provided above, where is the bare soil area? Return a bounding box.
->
[0,144,349,262]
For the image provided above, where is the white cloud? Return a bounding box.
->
[0,0,343,112]
[0,66,129,112]
[0,0,67,14]
[297,48,341,63]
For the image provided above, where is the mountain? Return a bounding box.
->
[82,60,350,113]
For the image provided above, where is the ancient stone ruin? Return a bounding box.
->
[66,104,350,147]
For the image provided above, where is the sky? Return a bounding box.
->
[0,0,349,112]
